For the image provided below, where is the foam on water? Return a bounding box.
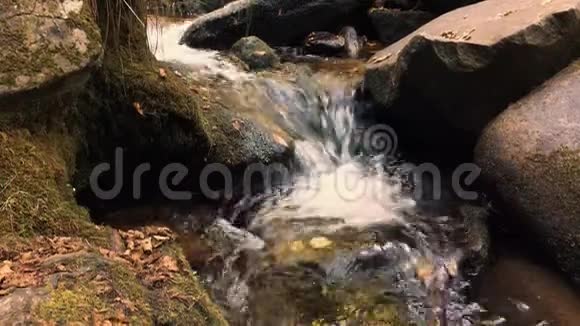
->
[250,77,415,229]
[147,18,249,80]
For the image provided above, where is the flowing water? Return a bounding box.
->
[146,18,579,326]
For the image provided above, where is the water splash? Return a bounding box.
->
[250,76,415,230]
[147,17,250,80]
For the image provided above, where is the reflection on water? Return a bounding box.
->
[475,240,580,326]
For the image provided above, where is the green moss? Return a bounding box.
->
[110,263,153,322]
[34,250,223,325]
[154,243,228,326]
[0,0,102,95]
[154,273,227,326]
[0,129,99,240]
[35,283,107,323]
[67,2,104,63]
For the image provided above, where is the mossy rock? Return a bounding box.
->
[75,57,292,208]
[232,36,280,70]
[0,231,227,325]
[0,127,100,241]
[475,61,580,285]
[0,0,102,98]
[35,245,227,325]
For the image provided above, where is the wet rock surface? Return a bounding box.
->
[365,0,580,151]
[179,0,373,49]
[303,27,364,58]
[304,32,347,56]
[475,61,580,285]
[341,26,364,58]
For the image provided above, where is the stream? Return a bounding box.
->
[146,18,580,326]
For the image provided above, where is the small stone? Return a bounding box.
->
[309,237,333,249]
[231,36,280,70]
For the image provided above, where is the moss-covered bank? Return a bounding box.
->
[0,0,229,324]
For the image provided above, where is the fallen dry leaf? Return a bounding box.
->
[142,238,153,254]
[416,261,434,283]
[133,102,144,116]
[272,133,288,147]
[441,30,459,39]
[368,52,392,64]
[153,235,170,242]
[159,68,167,79]
[0,261,13,281]
[131,230,145,240]
[158,256,179,273]
[127,240,135,251]
[232,119,243,131]
[130,251,143,262]
[0,287,15,296]
[99,248,111,257]
[19,252,33,262]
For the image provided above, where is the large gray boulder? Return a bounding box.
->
[365,0,580,150]
[179,0,373,49]
[475,61,580,285]
[0,0,102,101]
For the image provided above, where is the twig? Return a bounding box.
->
[121,0,145,27]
